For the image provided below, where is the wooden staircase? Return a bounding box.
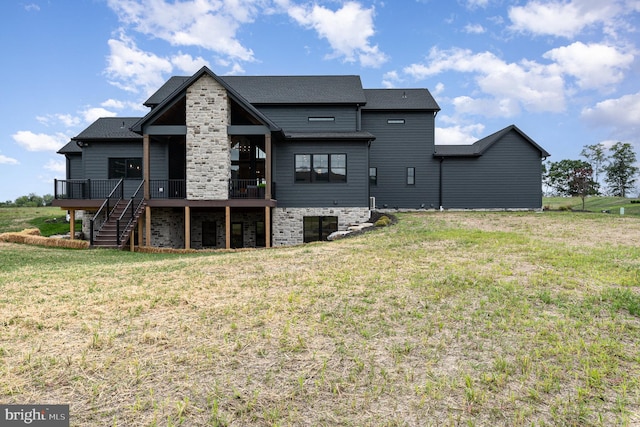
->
[92,199,145,249]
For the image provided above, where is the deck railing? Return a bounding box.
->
[54,179,122,200]
[149,179,186,199]
[229,179,267,199]
[89,179,123,246]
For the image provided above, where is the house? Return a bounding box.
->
[53,66,550,249]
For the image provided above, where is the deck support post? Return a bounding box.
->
[225,206,231,249]
[138,212,145,246]
[69,209,75,240]
[185,206,191,250]
[265,206,271,248]
[145,206,151,247]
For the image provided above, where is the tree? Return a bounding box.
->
[604,142,638,197]
[546,159,598,197]
[13,193,44,207]
[580,143,606,194]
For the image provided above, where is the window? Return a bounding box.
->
[202,221,217,247]
[231,222,243,248]
[295,154,311,182]
[369,167,377,186]
[387,119,405,124]
[407,167,415,185]
[109,158,142,179]
[303,216,338,243]
[308,117,335,122]
[330,154,346,182]
[255,221,266,247]
[313,154,329,182]
[295,154,347,183]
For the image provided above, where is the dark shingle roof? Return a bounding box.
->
[220,75,367,104]
[145,75,367,106]
[72,117,142,140]
[434,125,550,158]
[57,140,83,154]
[144,76,190,107]
[362,89,440,111]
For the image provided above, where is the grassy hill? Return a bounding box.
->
[1,210,639,426]
[544,196,640,215]
[0,206,80,236]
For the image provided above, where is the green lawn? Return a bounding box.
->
[544,196,640,215]
[1,210,639,426]
[0,206,80,236]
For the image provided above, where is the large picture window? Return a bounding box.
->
[109,158,142,179]
[303,216,338,242]
[295,153,347,183]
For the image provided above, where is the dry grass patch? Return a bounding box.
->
[1,211,639,426]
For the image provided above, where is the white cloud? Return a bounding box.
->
[464,23,485,34]
[107,0,257,61]
[287,1,388,67]
[24,4,40,12]
[543,42,634,90]
[44,159,66,174]
[101,99,125,109]
[404,47,566,117]
[82,108,117,124]
[435,122,486,145]
[0,154,19,165]
[508,1,625,38]
[12,131,69,152]
[171,53,210,74]
[105,33,173,95]
[581,91,640,141]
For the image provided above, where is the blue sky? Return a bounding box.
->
[1,0,639,202]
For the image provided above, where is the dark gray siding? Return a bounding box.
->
[257,106,357,132]
[68,154,83,179]
[150,141,169,180]
[274,140,369,207]
[364,111,439,209]
[82,141,144,196]
[440,132,543,209]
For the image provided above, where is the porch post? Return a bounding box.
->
[265,133,272,199]
[138,211,145,246]
[265,206,271,248]
[185,206,191,250]
[225,206,231,249]
[69,209,75,240]
[130,227,135,252]
[145,206,151,247]
[143,134,150,200]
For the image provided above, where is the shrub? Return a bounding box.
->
[375,215,391,227]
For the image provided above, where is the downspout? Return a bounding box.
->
[438,157,444,210]
[356,104,362,131]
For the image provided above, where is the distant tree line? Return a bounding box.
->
[0,193,54,207]
[544,142,639,207]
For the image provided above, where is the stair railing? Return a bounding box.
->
[117,180,145,247]
[89,179,124,246]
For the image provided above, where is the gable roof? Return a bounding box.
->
[220,75,367,104]
[132,66,281,134]
[362,89,440,111]
[434,125,550,158]
[144,76,189,107]
[58,140,83,154]
[71,117,142,141]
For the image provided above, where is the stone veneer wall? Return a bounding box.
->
[186,74,231,200]
[150,208,185,248]
[272,207,370,246]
